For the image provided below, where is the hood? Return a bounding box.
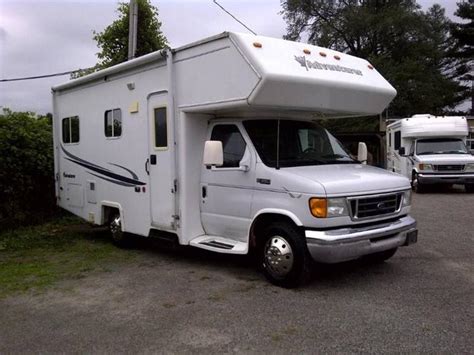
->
[416,154,474,164]
[284,164,410,196]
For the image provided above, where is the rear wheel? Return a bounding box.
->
[109,213,133,248]
[259,222,312,288]
[364,248,398,264]
[465,184,474,193]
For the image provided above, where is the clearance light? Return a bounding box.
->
[253,42,262,48]
[334,55,341,60]
[368,64,374,70]
[303,49,311,54]
[319,51,327,57]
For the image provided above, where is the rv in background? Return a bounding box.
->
[52,32,417,288]
[387,114,474,193]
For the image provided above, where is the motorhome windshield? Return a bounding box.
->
[416,138,469,155]
[243,120,356,168]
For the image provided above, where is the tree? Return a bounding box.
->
[281,0,470,117]
[72,0,167,78]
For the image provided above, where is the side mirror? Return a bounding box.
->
[358,142,368,164]
[398,147,406,156]
[203,141,223,167]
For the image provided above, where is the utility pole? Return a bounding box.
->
[128,0,138,60]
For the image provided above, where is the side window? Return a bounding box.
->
[210,125,246,168]
[409,142,415,155]
[388,131,392,147]
[394,131,401,150]
[62,116,80,144]
[154,107,167,148]
[104,109,122,138]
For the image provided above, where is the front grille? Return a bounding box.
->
[435,165,465,172]
[350,193,402,220]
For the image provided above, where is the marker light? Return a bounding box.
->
[303,49,311,55]
[334,55,341,60]
[319,51,327,57]
[309,198,327,218]
[253,42,262,48]
[368,64,374,70]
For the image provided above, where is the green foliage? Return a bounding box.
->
[450,0,473,83]
[75,0,167,78]
[282,0,470,117]
[0,108,56,229]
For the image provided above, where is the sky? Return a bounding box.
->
[0,0,464,114]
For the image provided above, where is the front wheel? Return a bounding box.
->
[411,172,424,193]
[109,213,133,248]
[259,222,312,288]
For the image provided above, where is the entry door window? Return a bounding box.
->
[211,125,246,168]
[154,107,168,148]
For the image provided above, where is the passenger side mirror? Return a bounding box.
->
[203,141,223,167]
[358,142,368,164]
[398,147,406,156]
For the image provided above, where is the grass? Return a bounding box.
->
[0,216,136,298]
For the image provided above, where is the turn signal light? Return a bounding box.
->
[309,198,327,218]
[253,42,262,48]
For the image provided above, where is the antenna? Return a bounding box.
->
[213,0,257,35]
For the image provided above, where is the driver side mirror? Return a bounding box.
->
[358,142,368,164]
[398,147,406,156]
[203,141,223,167]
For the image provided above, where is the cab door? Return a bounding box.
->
[200,123,255,242]
[147,92,176,230]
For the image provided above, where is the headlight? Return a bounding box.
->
[309,197,349,218]
[402,190,412,207]
[418,163,433,171]
[465,163,474,172]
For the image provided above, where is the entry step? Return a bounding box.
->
[190,235,248,254]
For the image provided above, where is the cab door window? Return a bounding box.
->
[210,125,246,168]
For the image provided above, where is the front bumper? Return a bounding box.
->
[305,215,417,263]
[418,173,474,185]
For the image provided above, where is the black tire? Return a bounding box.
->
[465,184,474,193]
[411,172,424,193]
[109,212,133,248]
[259,222,312,288]
[364,248,398,264]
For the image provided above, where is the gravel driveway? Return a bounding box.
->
[1,187,473,353]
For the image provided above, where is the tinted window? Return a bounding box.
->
[154,107,167,148]
[211,125,246,168]
[394,131,401,150]
[62,116,79,143]
[104,109,122,137]
[416,138,468,155]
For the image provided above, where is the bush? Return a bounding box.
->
[0,108,57,229]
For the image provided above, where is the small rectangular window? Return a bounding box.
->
[154,107,167,148]
[62,116,79,144]
[104,109,122,137]
[388,132,391,147]
[394,131,401,150]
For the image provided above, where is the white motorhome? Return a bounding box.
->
[387,114,474,193]
[52,32,417,287]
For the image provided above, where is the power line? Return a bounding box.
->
[213,0,257,35]
[0,69,91,83]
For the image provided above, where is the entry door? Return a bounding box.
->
[200,123,255,242]
[148,92,176,230]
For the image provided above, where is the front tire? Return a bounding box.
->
[259,222,312,288]
[411,172,424,193]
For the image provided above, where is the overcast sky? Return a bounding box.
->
[0,0,462,114]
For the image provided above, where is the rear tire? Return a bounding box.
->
[466,184,474,193]
[109,213,133,248]
[259,222,312,288]
[364,248,398,264]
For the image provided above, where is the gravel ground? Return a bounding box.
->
[1,187,473,353]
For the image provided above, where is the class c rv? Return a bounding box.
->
[52,32,418,287]
[387,114,474,193]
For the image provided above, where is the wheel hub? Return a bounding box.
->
[110,216,121,235]
[264,236,294,277]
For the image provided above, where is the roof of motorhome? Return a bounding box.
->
[387,114,468,138]
[52,32,396,115]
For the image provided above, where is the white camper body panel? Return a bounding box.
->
[53,32,405,253]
